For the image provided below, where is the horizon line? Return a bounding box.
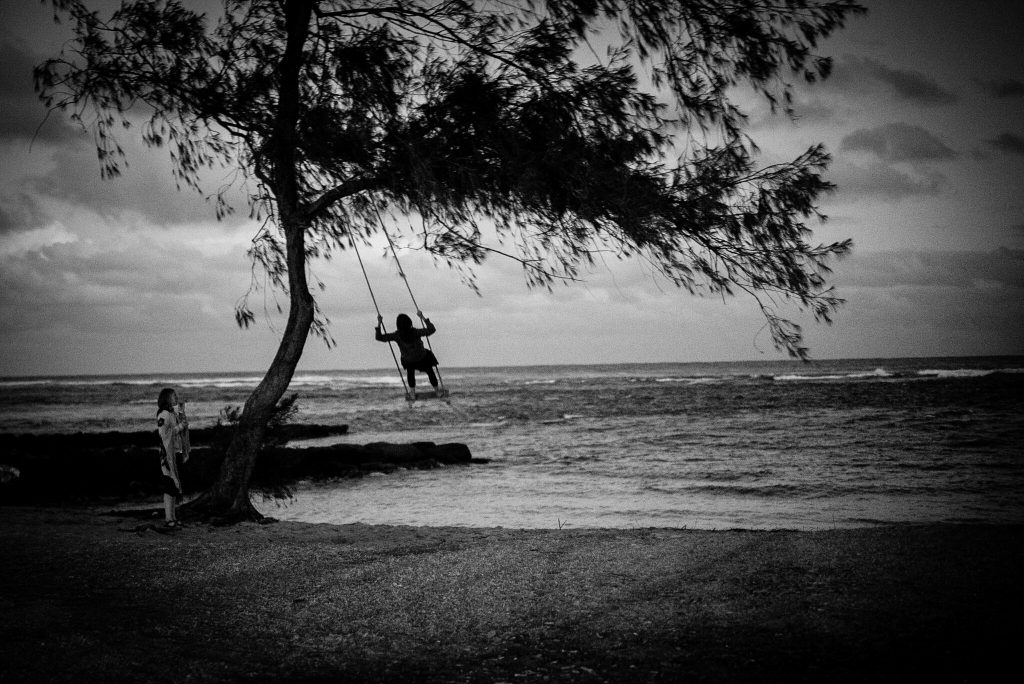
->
[3,353,1023,381]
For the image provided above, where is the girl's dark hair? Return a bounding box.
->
[396,313,413,341]
[157,388,176,415]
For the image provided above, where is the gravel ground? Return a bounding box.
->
[2,506,1022,682]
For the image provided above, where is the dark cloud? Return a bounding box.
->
[789,98,839,124]
[14,135,254,228]
[0,40,40,98]
[0,40,80,143]
[841,123,957,162]
[832,160,944,200]
[978,78,1024,98]
[0,34,251,229]
[0,229,250,337]
[824,247,1024,355]
[3,101,84,145]
[0,192,46,234]
[0,37,251,228]
[987,132,1024,155]
[832,56,958,106]
[835,248,1024,289]
[822,276,1024,359]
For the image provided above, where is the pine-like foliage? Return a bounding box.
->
[38,0,864,358]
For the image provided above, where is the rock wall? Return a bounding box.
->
[0,428,476,503]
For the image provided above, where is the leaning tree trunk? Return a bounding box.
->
[187,218,315,522]
[184,0,316,522]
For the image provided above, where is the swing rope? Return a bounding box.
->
[372,206,447,394]
[351,236,411,400]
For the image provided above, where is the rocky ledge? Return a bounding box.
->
[0,426,479,503]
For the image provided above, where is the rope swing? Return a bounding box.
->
[352,207,447,401]
[351,236,409,398]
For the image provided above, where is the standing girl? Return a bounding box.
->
[156,387,189,527]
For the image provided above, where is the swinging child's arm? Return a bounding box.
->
[375,315,396,342]
[415,311,436,337]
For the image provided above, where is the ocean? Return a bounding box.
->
[2,356,1023,530]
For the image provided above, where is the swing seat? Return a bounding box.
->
[405,388,451,401]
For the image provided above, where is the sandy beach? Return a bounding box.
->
[1,506,1022,682]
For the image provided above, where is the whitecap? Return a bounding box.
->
[774,374,846,382]
[917,369,994,379]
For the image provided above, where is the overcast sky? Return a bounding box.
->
[1,0,1023,376]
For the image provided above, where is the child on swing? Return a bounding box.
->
[375,311,446,399]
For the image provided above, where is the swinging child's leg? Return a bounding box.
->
[426,366,438,388]
[407,367,416,389]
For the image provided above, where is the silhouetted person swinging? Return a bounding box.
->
[375,312,442,399]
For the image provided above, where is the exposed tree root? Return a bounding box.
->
[179,492,267,525]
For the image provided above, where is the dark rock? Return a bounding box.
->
[0,434,474,504]
[0,464,20,484]
[0,423,350,457]
[423,443,473,464]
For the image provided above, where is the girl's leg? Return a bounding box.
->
[426,366,438,388]
[407,368,416,389]
[163,493,175,522]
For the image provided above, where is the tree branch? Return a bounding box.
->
[304,176,384,219]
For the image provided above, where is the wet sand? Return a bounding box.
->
[2,506,1022,682]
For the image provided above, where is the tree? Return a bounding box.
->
[37,0,866,521]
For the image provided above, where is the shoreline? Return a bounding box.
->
[3,505,1023,682]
